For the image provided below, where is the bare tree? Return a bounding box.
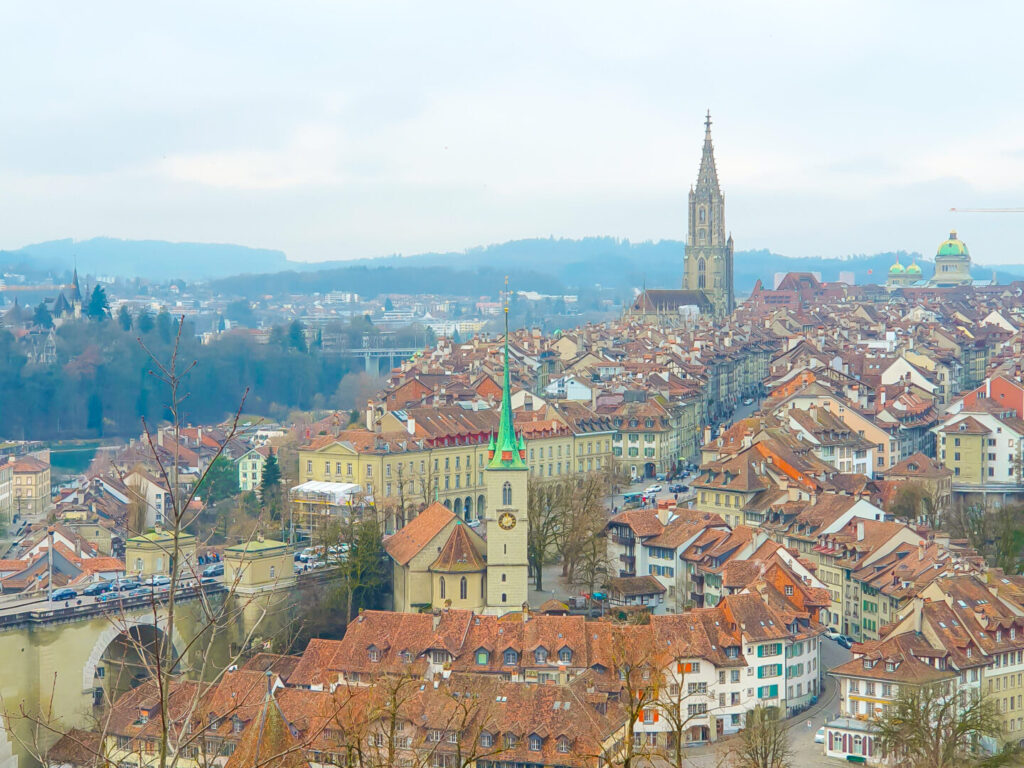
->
[874,682,1019,768]
[720,705,792,768]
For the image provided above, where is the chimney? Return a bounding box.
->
[856,521,865,541]
[522,603,531,623]
[913,596,924,634]
[407,417,416,436]
[986,377,992,398]
[703,425,712,445]
[880,390,886,407]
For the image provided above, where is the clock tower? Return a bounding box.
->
[483,283,529,614]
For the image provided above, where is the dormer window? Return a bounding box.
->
[369,646,382,663]
[400,650,412,663]
[862,659,874,670]
[535,647,548,664]
[885,661,895,672]
[504,733,517,749]
[558,736,571,753]
[529,734,542,752]
[232,716,244,734]
[476,649,489,665]
[504,649,518,666]
[559,647,573,664]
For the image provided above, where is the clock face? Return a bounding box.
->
[498,512,517,531]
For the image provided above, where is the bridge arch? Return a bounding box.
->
[83,617,184,693]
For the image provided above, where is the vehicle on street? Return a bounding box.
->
[468,519,481,528]
[51,588,77,601]
[145,575,171,587]
[824,629,841,641]
[837,635,854,649]
[202,563,225,578]
[200,576,218,584]
[743,397,754,406]
[119,581,141,591]
[622,492,645,509]
[668,483,689,494]
[645,484,663,494]
[99,591,123,602]
[655,473,666,482]
[814,727,825,744]
[83,581,113,596]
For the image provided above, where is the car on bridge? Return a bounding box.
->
[83,581,114,596]
[118,581,141,591]
[144,575,171,587]
[51,588,77,601]
[202,563,225,578]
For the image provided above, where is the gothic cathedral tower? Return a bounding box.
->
[483,284,529,615]
[682,111,734,317]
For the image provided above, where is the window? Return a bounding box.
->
[504,733,516,749]
[559,647,572,663]
[306,460,312,473]
[502,481,512,506]
[504,649,518,665]
[369,647,381,662]
[529,735,542,751]
[439,576,446,599]
[480,731,493,748]
[535,647,548,664]
[558,736,571,753]
[784,585,794,596]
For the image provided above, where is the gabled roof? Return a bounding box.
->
[384,502,455,566]
[430,521,485,573]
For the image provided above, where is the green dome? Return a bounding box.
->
[937,230,969,257]
[906,262,922,275]
[889,261,906,274]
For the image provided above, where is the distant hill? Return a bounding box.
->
[5,235,1024,293]
[0,237,288,280]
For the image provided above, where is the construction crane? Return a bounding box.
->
[950,207,1024,213]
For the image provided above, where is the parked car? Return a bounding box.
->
[655,473,666,482]
[814,727,825,744]
[743,397,755,406]
[200,576,218,585]
[99,591,123,602]
[51,588,77,601]
[145,575,171,587]
[645,484,663,494]
[83,581,113,596]
[824,629,841,641]
[118,581,141,592]
[668,483,690,494]
[202,563,225,578]
[837,635,854,649]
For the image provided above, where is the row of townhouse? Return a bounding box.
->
[296,403,615,534]
[73,589,825,768]
[825,572,1024,763]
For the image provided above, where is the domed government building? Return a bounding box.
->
[886,230,977,290]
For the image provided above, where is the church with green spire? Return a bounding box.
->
[482,288,530,614]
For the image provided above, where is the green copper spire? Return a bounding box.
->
[487,277,527,471]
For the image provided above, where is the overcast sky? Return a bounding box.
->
[3,2,1024,264]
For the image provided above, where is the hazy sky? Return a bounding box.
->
[3,2,1024,264]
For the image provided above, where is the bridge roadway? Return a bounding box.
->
[0,578,302,768]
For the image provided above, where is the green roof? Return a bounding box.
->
[937,230,969,257]
[225,537,286,553]
[906,262,922,275]
[128,529,195,544]
[487,299,527,471]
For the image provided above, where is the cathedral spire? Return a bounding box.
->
[696,110,720,195]
[487,277,527,470]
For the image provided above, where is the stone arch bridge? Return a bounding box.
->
[0,585,296,768]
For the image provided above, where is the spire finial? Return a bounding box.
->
[488,276,527,470]
[705,110,712,139]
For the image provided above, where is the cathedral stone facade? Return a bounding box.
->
[682,112,735,317]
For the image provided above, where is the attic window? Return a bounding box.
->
[862,659,874,669]
[369,647,382,663]
[885,661,895,672]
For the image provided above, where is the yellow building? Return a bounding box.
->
[125,528,197,577]
[12,456,51,517]
[222,535,294,593]
[938,416,989,484]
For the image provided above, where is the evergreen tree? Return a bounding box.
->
[87,285,110,320]
[384,297,394,312]
[136,309,155,335]
[117,305,133,331]
[156,310,172,343]
[33,302,53,329]
[288,320,307,352]
[259,450,283,519]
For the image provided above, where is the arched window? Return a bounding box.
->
[460,576,467,600]
[504,649,518,665]
[439,576,446,599]
[699,207,706,223]
[502,481,512,506]
[698,258,706,289]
